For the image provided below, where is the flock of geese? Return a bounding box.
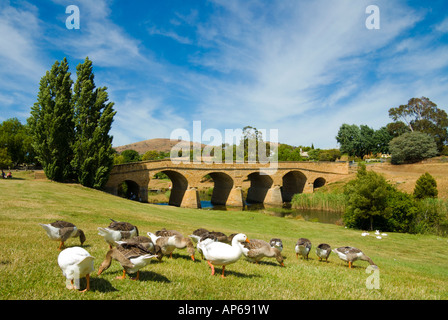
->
[39,219,378,292]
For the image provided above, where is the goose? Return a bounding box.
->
[201,233,250,278]
[97,240,158,280]
[156,228,183,237]
[57,247,94,292]
[269,238,283,252]
[189,228,210,244]
[40,220,86,250]
[332,246,377,269]
[241,239,284,266]
[116,236,163,261]
[295,238,312,260]
[97,219,139,248]
[197,233,218,259]
[315,243,331,262]
[208,231,231,243]
[147,232,195,261]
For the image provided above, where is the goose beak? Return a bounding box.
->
[245,238,250,243]
[190,255,195,261]
[281,262,285,267]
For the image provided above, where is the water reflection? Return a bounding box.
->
[155,200,343,225]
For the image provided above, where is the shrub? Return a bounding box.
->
[384,191,418,233]
[343,164,395,230]
[413,198,448,235]
[413,172,438,200]
[389,131,437,164]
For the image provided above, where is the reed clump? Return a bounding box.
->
[291,192,346,213]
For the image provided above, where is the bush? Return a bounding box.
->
[413,198,448,235]
[343,163,420,232]
[384,191,418,233]
[413,172,438,199]
[343,164,395,230]
[389,131,438,164]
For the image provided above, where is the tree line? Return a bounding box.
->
[336,97,448,164]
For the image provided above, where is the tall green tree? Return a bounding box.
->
[71,57,116,189]
[28,58,74,181]
[336,124,361,157]
[389,97,448,152]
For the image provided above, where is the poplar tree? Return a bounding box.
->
[71,57,116,189]
[28,58,74,181]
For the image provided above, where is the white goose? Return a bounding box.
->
[197,233,218,259]
[201,233,250,278]
[57,247,95,292]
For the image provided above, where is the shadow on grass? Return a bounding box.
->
[138,271,171,283]
[91,278,119,293]
[209,268,261,279]
[166,253,199,262]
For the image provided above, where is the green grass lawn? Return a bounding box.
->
[1,171,447,300]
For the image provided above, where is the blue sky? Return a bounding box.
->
[1,0,448,149]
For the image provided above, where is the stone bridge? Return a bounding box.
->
[104,160,349,208]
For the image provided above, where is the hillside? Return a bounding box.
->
[1,171,448,301]
[114,138,205,155]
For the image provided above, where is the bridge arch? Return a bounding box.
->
[281,170,307,202]
[118,179,141,201]
[200,172,234,206]
[246,172,274,204]
[313,177,326,189]
[150,170,188,207]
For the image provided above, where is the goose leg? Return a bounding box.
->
[80,274,90,292]
[221,266,226,278]
[207,261,215,276]
[58,241,65,250]
[130,271,140,281]
[116,269,126,280]
[348,261,352,269]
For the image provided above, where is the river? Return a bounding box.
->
[155,200,343,225]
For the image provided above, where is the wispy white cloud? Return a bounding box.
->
[110,94,188,147]
[1,0,447,150]
[147,26,193,45]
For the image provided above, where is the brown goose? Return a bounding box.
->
[147,232,196,261]
[97,219,139,248]
[97,239,159,280]
[332,246,377,269]
[39,220,86,250]
[295,238,312,260]
[189,228,210,244]
[116,236,163,261]
[316,243,331,262]
[209,231,231,243]
[241,239,284,266]
[155,228,183,237]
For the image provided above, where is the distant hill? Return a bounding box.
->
[114,138,206,155]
